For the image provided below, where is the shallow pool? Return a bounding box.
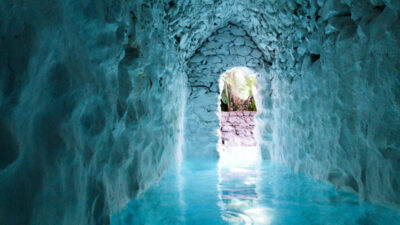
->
[111,149,400,225]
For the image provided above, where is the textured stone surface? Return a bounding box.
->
[0,0,400,224]
[184,24,265,158]
[0,1,186,225]
[169,0,400,209]
[220,111,257,147]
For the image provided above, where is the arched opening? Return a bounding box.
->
[217,67,260,164]
[216,67,269,224]
[219,67,257,112]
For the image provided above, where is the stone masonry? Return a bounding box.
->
[220,111,257,147]
[184,24,266,157]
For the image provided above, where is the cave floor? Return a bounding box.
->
[111,148,400,225]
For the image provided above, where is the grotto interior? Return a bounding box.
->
[0,0,400,224]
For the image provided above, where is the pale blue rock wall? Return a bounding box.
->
[170,0,400,209]
[184,24,266,158]
[0,1,186,225]
[0,0,399,224]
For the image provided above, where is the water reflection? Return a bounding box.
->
[111,149,400,225]
[217,147,273,224]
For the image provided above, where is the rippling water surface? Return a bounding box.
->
[111,148,400,225]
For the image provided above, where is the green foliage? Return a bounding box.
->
[247,98,257,111]
[221,84,229,105]
[220,68,258,112]
[220,99,228,111]
[221,70,257,100]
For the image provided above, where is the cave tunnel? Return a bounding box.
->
[0,1,400,225]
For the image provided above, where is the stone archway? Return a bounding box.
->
[183,24,270,158]
[218,67,258,148]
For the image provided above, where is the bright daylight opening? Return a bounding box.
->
[217,67,260,165]
[217,67,271,224]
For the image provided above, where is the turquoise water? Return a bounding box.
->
[111,151,400,225]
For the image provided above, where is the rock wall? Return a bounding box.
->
[0,0,399,224]
[0,1,186,225]
[268,3,400,208]
[220,111,257,147]
[184,24,266,158]
[170,0,400,208]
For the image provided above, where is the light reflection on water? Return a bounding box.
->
[111,148,400,225]
[217,147,273,225]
